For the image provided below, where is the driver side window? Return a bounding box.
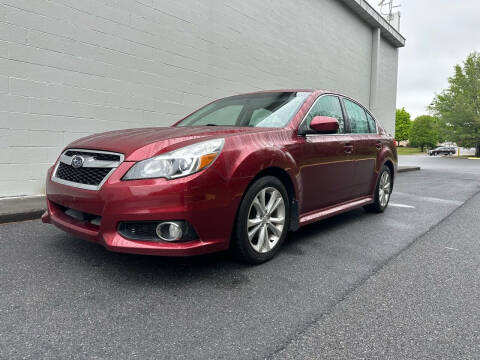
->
[304,95,345,133]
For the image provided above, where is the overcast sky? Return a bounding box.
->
[366,0,480,119]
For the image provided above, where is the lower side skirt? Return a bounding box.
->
[298,196,373,227]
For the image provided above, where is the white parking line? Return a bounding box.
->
[394,192,463,206]
[444,246,459,251]
[388,202,415,208]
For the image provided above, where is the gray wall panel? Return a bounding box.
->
[0,0,398,196]
[374,37,399,135]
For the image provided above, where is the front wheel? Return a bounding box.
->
[231,176,290,264]
[364,166,392,213]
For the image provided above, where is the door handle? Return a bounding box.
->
[344,143,353,154]
[376,142,382,150]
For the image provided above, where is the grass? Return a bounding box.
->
[396,147,480,158]
[396,147,424,155]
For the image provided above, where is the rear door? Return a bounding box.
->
[342,98,378,198]
[292,95,355,213]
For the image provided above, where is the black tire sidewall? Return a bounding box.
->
[233,176,290,264]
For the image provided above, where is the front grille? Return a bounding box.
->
[52,148,124,190]
[64,150,120,162]
[56,162,111,186]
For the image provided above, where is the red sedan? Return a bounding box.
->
[42,90,397,264]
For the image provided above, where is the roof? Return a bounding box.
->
[236,89,342,95]
[339,0,405,48]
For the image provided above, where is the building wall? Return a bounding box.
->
[374,37,399,135]
[0,0,399,197]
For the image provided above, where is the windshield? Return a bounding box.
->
[176,91,311,128]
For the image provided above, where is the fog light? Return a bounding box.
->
[156,222,183,241]
[118,220,197,242]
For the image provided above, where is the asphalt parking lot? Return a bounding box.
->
[1,155,479,359]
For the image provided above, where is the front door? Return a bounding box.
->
[290,95,355,214]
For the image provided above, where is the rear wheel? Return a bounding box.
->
[231,176,290,264]
[364,165,392,213]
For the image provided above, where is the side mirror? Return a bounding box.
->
[310,116,339,134]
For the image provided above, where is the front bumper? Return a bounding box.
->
[42,162,239,256]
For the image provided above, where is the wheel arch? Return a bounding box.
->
[242,167,299,231]
[249,167,296,202]
[383,159,395,184]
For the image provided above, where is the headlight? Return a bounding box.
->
[123,138,225,180]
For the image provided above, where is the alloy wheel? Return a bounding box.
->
[378,171,391,207]
[247,187,286,253]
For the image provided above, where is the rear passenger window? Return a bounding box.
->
[344,99,369,134]
[366,112,377,133]
[305,95,345,133]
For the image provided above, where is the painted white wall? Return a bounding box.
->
[0,0,400,196]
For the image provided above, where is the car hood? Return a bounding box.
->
[68,126,278,161]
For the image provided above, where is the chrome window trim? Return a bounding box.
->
[305,133,346,137]
[342,95,379,135]
[52,148,125,191]
[297,94,346,136]
[364,111,379,135]
[298,93,379,136]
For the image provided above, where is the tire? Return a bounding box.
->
[364,165,392,213]
[231,176,290,264]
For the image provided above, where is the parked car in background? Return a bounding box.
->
[42,90,397,264]
[428,146,456,156]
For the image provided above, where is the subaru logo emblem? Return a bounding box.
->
[71,155,84,168]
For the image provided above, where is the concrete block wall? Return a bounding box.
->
[375,37,399,136]
[0,0,399,197]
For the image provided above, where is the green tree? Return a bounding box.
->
[434,117,448,144]
[430,52,480,156]
[409,115,438,151]
[395,108,411,144]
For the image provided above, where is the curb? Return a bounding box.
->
[0,195,46,224]
[398,166,421,173]
[0,210,46,224]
